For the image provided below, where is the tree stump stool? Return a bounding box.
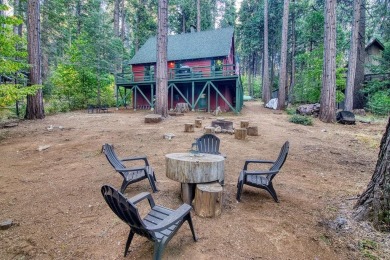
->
[175,103,189,113]
[184,123,195,132]
[145,114,162,123]
[195,119,202,128]
[235,128,247,140]
[194,182,223,217]
[240,120,249,128]
[204,126,215,134]
[247,126,258,136]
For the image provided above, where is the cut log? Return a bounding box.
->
[184,123,195,132]
[247,126,258,136]
[175,103,189,113]
[235,128,247,140]
[204,126,215,134]
[194,182,223,217]
[240,120,249,128]
[195,119,202,128]
[145,114,162,123]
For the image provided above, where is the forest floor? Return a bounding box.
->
[0,102,389,260]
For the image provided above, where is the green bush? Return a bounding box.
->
[289,114,313,125]
[366,90,390,115]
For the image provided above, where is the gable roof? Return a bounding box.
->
[129,27,234,65]
[365,38,385,51]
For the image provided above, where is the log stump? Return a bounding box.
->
[204,126,215,134]
[240,120,249,128]
[247,126,258,136]
[184,123,195,132]
[194,182,223,217]
[175,103,189,113]
[195,119,202,128]
[235,128,247,140]
[145,114,162,123]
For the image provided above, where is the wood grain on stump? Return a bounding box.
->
[184,123,195,132]
[247,126,258,136]
[235,128,247,140]
[204,126,215,134]
[194,182,223,217]
[240,120,249,128]
[195,119,202,128]
[144,114,162,123]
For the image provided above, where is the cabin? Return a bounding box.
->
[364,38,386,80]
[115,27,243,113]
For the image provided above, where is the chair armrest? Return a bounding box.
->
[128,192,155,207]
[115,166,147,172]
[121,156,149,166]
[147,204,192,232]
[243,169,279,176]
[244,160,275,170]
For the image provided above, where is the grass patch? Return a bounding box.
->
[359,239,379,260]
[289,114,313,126]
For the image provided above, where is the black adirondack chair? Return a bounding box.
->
[101,185,197,259]
[236,141,289,203]
[196,134,221,155]
[102,143,158,193]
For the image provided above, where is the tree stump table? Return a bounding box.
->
[235,128,247,140]
[204,126,215,134]
[195,119,202,128]
[145,114,162,123]
[240,120,249,128]
[165,153,225,205]
[194,182,223,217]
[184,123,195,132]
[247,126,258,136]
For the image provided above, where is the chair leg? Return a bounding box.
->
[267,182,279,203]
[236,173,244,201]
[153,238,168,260]
[120,180,129,193]
[147,174,159,193]
[124,230,135,257]
[185,213,198,241]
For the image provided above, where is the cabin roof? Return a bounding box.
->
[365,38,385,51]
[129,27,234,65]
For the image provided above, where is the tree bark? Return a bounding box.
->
[120,0,126,42]
[353,0,366,109]
[354,117,390,231]
[114,0,120,37]
[277,0,289,110]
[288,0,296,105]
[25,0,44,120]
[155,0,169,118]
[319,0,336,123]
[262,0,270,104]
[345,0,361,111]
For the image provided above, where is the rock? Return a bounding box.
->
[38,145,51,151]
[297,103,320,116]
[0,219,13,230]
[215,126,222,133]
[163,133,175,140]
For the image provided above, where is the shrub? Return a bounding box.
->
[289,114,313,125]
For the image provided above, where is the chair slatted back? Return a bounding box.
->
[270,141,289,173]
[196,134,220,154]
[101,185,154,240]
[102,144,126,170]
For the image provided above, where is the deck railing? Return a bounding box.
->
[116,64,237,85]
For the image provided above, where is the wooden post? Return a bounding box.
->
[247,126,258,136]
[235,128,247,140]
[194,182,223,217]
[204,126,215,134]
[240,120,249,128]
[145,114,162,123]
[195,119,202,128]
[184,123,195,132]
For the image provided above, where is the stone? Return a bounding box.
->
[0,219,13,230]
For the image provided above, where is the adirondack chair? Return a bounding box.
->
[102,143,158,193]
[195,134,221,155]
[101,185,197,259]
[236,141,289,203]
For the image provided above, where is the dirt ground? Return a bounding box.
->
[1,102,389,260]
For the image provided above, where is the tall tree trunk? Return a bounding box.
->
[354,116,390,231]
[277,0,289,110]
[288,0,296,105]
[345,0,361,111]
[353,0,366,109]
[319,0,336,123]
[25,0,44,120]
[121,0,126,42]
[76,0,82,35]
[155,0,169,118]
[262,0,271,104]
[197,0,200,32]
[114,0,120,37]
